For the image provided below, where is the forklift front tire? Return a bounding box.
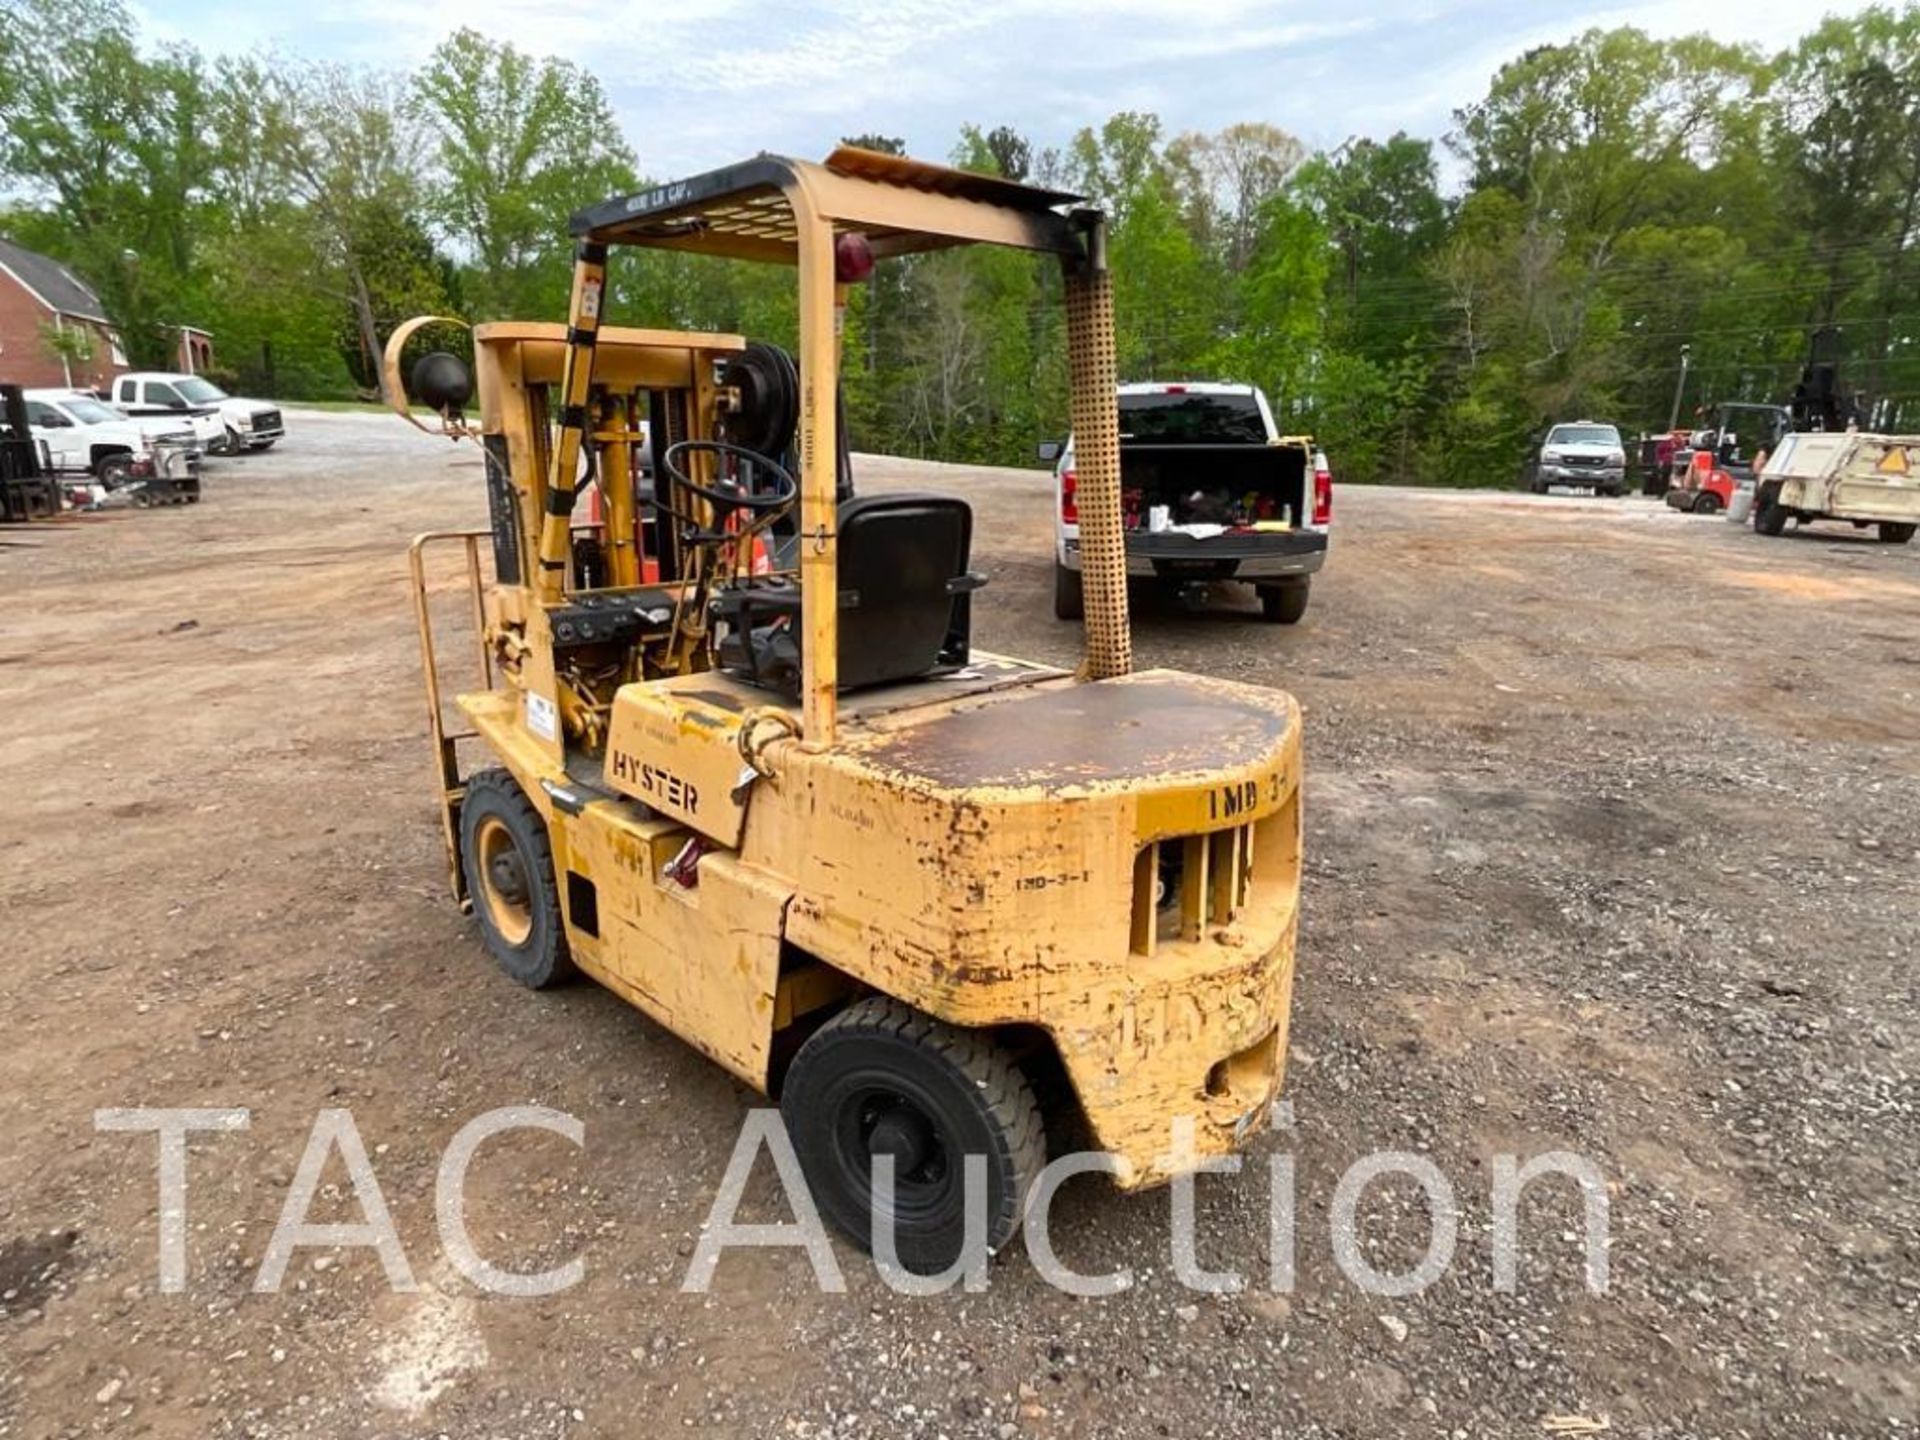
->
[459,769,574,989]
[781,998,1046,1274]
[1052,560,1084,621]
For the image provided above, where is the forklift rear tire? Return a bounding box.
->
[781,997,1046,1274]
[1053,560,1084,621]
[1692,492,1722,515]
[1260,581,1310,624]
[1877,522,1915,545]
[459,769,574,989]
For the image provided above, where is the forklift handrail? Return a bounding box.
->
[408,528,496,902]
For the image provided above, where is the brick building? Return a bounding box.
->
[171,324,216,376]
[0,238,128,391]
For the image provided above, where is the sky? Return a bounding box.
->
[130,0,1880,182]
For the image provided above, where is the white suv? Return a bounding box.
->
[22,389,201,482]
[111,373,285,454]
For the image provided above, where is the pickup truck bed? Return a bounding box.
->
[1052,383,1332,624]
[1065,440,1326,581]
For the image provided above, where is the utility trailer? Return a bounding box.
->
[1753,431,1919,544]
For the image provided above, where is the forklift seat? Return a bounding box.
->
[716,492,985,695]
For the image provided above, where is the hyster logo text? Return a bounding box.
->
[611,752,700,814]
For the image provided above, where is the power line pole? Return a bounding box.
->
[1667,343,1692,431]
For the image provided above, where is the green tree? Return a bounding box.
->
[414,29,637,320]
[1433,27,1787,478]
[1768,7,1920,420]
[981,126,1032,183]
[38,317,95,369]
[1295,135,1447,355]
[1166,122,1305,271]
[1066,112,1165,227]
[0,0,214,361]
[1210,190,1327,421]
[251,62,445,399]
[1453,29,1766,256]
[6,0,1916,460]
[841,133,906,156]
[1061,113,1226,380]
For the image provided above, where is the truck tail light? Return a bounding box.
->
[1312,463,1333,526]
[1060,469,1078,524]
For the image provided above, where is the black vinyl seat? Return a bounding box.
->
[715,492,985,695]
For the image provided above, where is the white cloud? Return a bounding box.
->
[135,0,1887,178]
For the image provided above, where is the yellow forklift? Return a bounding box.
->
[395,148,1304,1270]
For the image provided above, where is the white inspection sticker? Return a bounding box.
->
[526,691,559,742]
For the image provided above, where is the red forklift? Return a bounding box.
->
[1661,332,1862,513]
[1662,402,1791,514]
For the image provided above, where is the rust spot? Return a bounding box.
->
[867,674,1290,790]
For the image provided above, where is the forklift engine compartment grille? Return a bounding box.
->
[1128,794,1299,957]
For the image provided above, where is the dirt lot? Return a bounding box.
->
[3,410,1917,1439]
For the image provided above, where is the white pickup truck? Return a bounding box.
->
[22,389,201,482]
[1753,431,1918,544]
[111,372,285,454]
[1044,382,1332,623]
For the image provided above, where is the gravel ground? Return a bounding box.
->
[1,409,1916,1439]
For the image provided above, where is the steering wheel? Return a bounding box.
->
[662,439,798,514]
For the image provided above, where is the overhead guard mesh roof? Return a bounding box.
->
[570,147,1088,261]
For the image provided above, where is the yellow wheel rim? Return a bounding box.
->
[474,815,534,946]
